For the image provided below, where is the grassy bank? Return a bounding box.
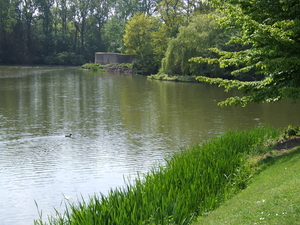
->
[148,73,198,82]
[80,63,132,73]
[80,63,105,71]
[34,126,281,225]
[194,145,300,224]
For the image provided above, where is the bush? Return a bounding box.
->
[132,55,160,75]
[44,55,60,65]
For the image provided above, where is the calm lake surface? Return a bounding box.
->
[0,66,299,224]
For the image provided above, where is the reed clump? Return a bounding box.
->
[35,126,280,225]
[81,63,104,71]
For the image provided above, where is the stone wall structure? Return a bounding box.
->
[95,52,135,65]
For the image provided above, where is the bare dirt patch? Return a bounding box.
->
[275,135,300,152]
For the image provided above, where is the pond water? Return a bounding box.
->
[0,66,299,224]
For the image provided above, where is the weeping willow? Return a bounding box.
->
[160,14,228,76]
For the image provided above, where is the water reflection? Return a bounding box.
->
[0,66,299,225]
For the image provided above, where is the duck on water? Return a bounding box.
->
[65,134,72,137]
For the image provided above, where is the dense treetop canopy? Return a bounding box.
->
[190,0,300,106]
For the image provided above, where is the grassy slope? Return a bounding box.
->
[194,146,300,225]
[35,126,281,225]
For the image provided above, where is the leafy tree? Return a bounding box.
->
[114,0,161,19]
[103,17,126,53]
[124,13,156,55]
[70,0,93,55]
[124,13,169,74]
[190,0,300,107]
[160,14,228,77]
[0,0,167,64]
[36,0,54,56]
[52,0,70,53]
[157,0,185,36]
[157,0,212,37]
[0,0,14,62]
[138,0,162,14]
[87,0,112,54]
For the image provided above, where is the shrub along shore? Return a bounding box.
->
[80,63,133,73]
[35,126,283,225]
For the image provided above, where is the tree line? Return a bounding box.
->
[0,0,210,65]
[1,0,299,107]
[0,0,248,80]
[122,0,300,106]
[0,0,159,64]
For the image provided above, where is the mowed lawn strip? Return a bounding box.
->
[194,146,300,225]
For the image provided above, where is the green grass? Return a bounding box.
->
[80,63,104,71]
[103,63,132,69]
[194,146,300,225]
[34,126,281,225]
[80,63,133,73]
[148,73,198,82]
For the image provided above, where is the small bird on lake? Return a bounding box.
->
[65,134,72,137]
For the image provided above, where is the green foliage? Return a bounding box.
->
[157,0,186,36]
[283,125,300,139]
[157,0,212,37]
[0,0,211,66]
[0,0,135,64]
[190,0,300,106]
[34,126,280,225]
[113,0,161,20]
[194,76,283,107]
[104,63,132,69]
[148,73,197,82]
[81,63,132,73]
[81,63,104,71]
[123,13,169,74]
[132,55,161,74]
[124,13,158,56]
[159,14,228,77]
[103,17,126,53]
[45,52,85,65]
